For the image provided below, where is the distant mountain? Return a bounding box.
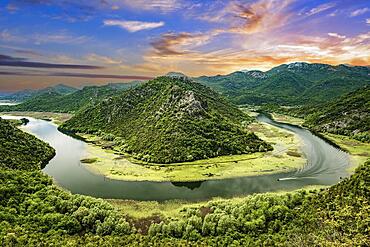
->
[60,76,271,163]
[195,62,370,105]
[304,86,370,142]
[0,81,142,113]
[0,84,78,102]
[0,85,126,113]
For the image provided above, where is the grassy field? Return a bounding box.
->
[1,111,72,124]
[271,113,305,125]
[79,121,306,182]
[107,184,328,219]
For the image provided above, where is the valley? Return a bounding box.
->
[1,64,369,246]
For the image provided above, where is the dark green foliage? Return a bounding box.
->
[60,76,271,163]
[0,117,55,170]
[304,86,370,142]
[195,62,370,105]
[0,85,129,113]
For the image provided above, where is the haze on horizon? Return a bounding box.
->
[0,0,369,91]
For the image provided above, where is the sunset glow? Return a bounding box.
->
[0,0,369,91]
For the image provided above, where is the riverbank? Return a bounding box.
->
[78,119,305,182]
[108,184,328,219]
[1,111,72,125]
[323,133,370,172]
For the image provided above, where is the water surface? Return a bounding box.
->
[1,114,352,201]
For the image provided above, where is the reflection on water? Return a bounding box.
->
[1,114,352,201]
[171,181,204,190]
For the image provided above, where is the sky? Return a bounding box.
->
[0,0,369,91]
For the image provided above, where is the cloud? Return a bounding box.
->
[197,0,293,34]
[150,32,214,56]
[306,3,336,16]
[0,54,103,69]
[121,0,183,13]
[85,53,123,65]
[0,70,153,80]
[48,72,153,80]
[350,8,369,17]
[103,19,164,32]
[328,33,346,39]
[367,19,370,25]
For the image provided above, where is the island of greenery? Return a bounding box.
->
[60,75,271,163]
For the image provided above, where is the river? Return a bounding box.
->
[1,114,352,201]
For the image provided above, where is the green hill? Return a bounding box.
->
[0,83,138,113]
[0,84,78,102]
[0,117,55,170]
[60,76,271,163]
[195,63,370,105]
[304,86,370,142]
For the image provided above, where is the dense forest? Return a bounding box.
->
[0,82,141,114]
[196,63,370,105]
[60,76,271,163]
[0,116,369,245]
[259,86,370,142]
[304,86,370,142]
[0,117,55,170]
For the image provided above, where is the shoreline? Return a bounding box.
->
[78,119,306,182]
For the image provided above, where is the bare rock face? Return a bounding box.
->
[177,90,207,117]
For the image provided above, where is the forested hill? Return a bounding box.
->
[304,86,370,142]
[0,84,78,102]
[195,62,370,105]
[0,83,138,113]
[0,117,55,170]
[60,75,271,163]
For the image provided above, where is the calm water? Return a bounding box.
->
[0,100,19,106]
[1,114,352,201]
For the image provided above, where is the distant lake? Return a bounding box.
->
[1,114,353,201]
[0,101,19,106]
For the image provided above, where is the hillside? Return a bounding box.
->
[304,86,370,142]
[0,83,138,113]
[0,117,55,170]
[195,62,370,105]
[60,76,271,163]
[0,84,78,102]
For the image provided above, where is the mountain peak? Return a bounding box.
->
[165,72,189,79]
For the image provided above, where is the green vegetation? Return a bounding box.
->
[0,117,55,170]
[304,86,370,142]
[79,121,304,182]
[196,62,369,105]
[0,84,131,113]
[61,76,271,163]
[0,84,77,102]
[0,113,369,246]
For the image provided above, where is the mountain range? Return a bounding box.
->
[0,81,142,113]
[195,62,370,105]
[0,84,78,102]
